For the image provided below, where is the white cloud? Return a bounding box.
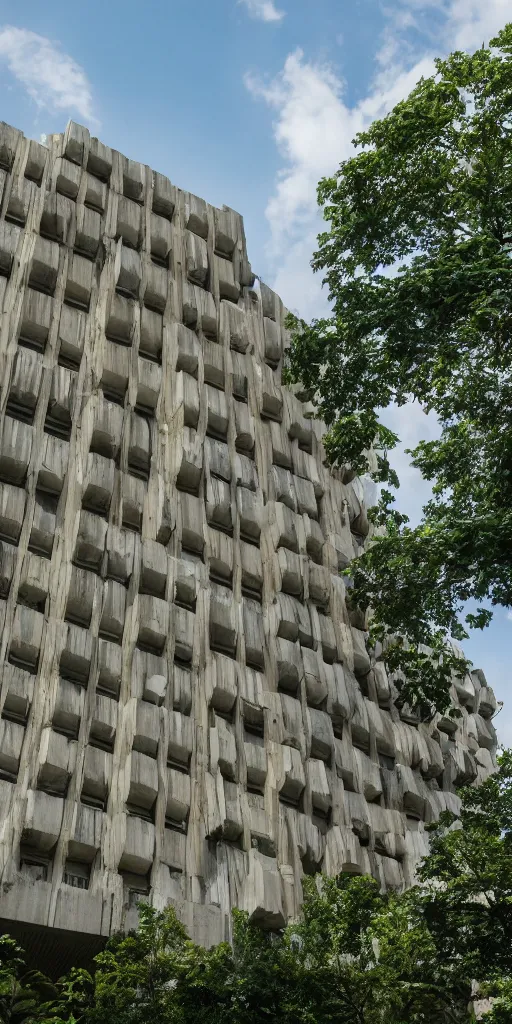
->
[380,403,440,526]
[0,26,97,124]
[244,3,512,375]
[435,0,509,50]
[507,611,512,622]
[245,52,354,259]
[387,0,509,46]
[245,47,438,319]
[244,0,512,721]
[239,0,285,23]
[245,0,511,314]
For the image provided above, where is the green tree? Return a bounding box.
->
[478,980,512,1024]
[84,902,193,1024]
[79,882,473,1024]
[82,900,296,1024]
[285,23,512,712]
[3,754,512,1023]
[418,750,512,993]
[0,936,58,1024]
[283,874,472,1023]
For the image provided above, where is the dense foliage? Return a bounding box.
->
[0,938,60,1024]
[1,753,511,1023]
[285,24,512,713]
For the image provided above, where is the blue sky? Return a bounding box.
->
[1,0,511,744]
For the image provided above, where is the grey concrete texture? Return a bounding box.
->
[0,119,497,949]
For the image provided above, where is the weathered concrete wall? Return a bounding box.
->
[0,119,497,952]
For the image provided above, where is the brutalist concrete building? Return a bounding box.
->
[0,119,498,969]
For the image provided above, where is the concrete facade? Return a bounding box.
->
[0,119,497,964]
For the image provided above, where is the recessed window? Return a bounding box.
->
[81,791,107,811]
[119,869,150,907]
[165,814,188,834]
[20,848,50,882]
[63,859,90,890]
[126,803,154,824]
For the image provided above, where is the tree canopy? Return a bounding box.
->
[1,753,511,1024]
[285,23,512,713]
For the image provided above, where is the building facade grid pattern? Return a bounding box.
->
[0,119,497,948]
